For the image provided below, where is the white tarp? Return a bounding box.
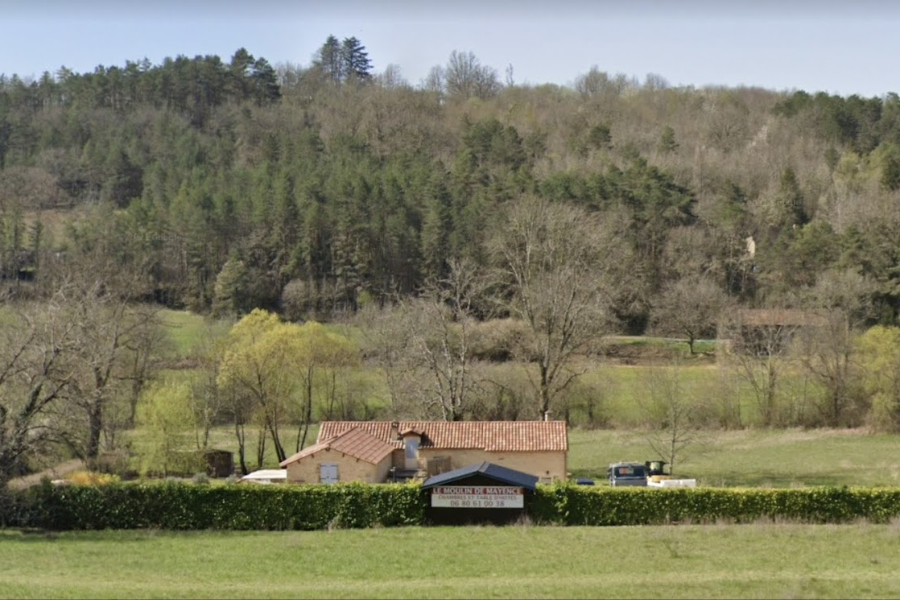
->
[240,469,287,484]
[647,478,696,488]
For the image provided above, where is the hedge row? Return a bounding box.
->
[530,485,900,526]
[4,482,900,531]
[4,481,426,530]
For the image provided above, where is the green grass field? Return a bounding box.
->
[567,427,900,488]
[3,525,900,599]
[159,309,233,358]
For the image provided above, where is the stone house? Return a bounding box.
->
[279,420,569,485]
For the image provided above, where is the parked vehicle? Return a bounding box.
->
[607,462,648,487]
[644,460,697,488]
[607,460,697,488]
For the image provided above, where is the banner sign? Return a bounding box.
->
[431,485,524,508]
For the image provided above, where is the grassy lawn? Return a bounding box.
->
[2,525,900,599]
[567,428,900,488]
[159,309,232,358]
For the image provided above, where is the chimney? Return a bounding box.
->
[390,421,400,440]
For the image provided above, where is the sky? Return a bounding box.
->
[2,0,899,98]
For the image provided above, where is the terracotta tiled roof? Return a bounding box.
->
[279,427,395,467]
[317,421,568,452]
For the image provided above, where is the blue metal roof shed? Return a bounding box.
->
[421,462,539,525]
[422,461,539,491]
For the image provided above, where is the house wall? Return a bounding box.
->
[417,449,566,482]
[285,449,392,484]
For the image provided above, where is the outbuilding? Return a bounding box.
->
[421,462,539,525]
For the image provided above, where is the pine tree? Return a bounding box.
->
[342,37,372,82]
[228,48,255,102]
[777,167,808,228]
[658,126,678,153]
[212,254,248,317]
[251,58,282,106]
[315,35,344,83]
[880,152,900,191]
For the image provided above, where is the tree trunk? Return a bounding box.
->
[297,370,314,452]
[256,426,266,470]
[86,398,103,462]
[267,418,287,464]
[234,420,247,475]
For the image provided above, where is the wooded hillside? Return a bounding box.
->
[2,41,898,328]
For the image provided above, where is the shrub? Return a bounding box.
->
[66,471,120,486]
[470,318,533,361]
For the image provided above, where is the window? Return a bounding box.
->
[616,466,645,477]
[320,463,339,484]
[404,439,419,469]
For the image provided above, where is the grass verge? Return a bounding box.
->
[2,524,900,599]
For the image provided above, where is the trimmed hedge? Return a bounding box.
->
[530,484,900,526]
[8,481,426,531]
[4,481,900,531]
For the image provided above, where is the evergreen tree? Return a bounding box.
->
[251,58,282,106]
[587,123,612,150]
[776,167,808,228]
[228,47,255,101]
[658,125,678,153]
[421,178,452,280]
[212,254,248,317]
[342,37,372,82]
[315,35,344,83]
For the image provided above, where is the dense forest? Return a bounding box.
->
[1,39,899,327]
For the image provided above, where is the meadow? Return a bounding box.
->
[3,524,900,599]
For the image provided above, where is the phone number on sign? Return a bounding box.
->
[431,491,524,508]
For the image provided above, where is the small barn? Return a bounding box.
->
[719,308,845,357]
[204,449,235,478]
[421,462,539,525]
[279,427,395,484]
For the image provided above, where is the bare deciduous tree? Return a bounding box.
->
[719,309,800,427]
[794,269,875,427]
[444,51,500,101]
[0,292,79,486]
[356,258,492,421]
[489,195,619,420]
[637,359,711,477]
[650,274,730,354]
